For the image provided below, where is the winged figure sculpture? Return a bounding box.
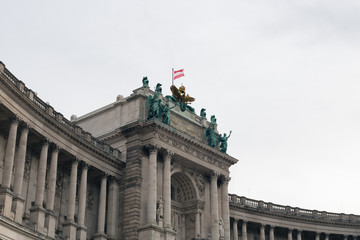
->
[170,85,195,112]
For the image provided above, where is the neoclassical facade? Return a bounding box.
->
[0,61,359,240]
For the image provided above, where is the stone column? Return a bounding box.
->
[163,151,172,228]
[344,235,348,240]
[288,229,293,240]
[242,221,247,240]
[107,176,119,239]
[325,234,329,240]
[94,173,107,240]
[12,124,29,222]
[0,117,19,218]
[260,224,265,240]
[45,146,59,238]
[297,230,302,240]
[147,147,158,225]
[77,163,89,240]
[316,232,320,240]
[63,159,79,240]
[30,140,49,232]
[269,226,274,240]
[233,218,238,240]
[195,211,201,237]
[222,176,231,240]
[210,171,219,240]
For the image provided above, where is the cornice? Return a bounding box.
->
[118,119,237,171]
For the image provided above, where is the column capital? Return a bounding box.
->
[242,220,248,224]
[20,122,30,132]
[100,171,109,179]
[10,115,20,124]
[80,160,91,169]
[108,175,121,185]
[51,143,61,153]
[233,217,239,222]
[209,171,220,180]
[221,175,231,184]
[71,157,80,165]
[42,138,50,146]
[288,228,293,232]
[147,144,160,154]
[164,149,174,158]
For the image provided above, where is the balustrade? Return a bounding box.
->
[229,194,360,224]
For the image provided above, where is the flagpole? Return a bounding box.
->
[172,68,174,86]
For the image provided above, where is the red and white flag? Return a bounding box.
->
[173,69,184,80]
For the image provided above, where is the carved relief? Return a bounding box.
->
[157,132,228,171]
[87,190,94,210]
[23,153,31,181]
[55,171,63,197]
[183,167,205,197]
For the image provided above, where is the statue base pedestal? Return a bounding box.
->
[138,224,163,240]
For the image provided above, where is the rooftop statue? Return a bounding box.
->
[146,91,162,119]
[205,114,217,148]
[155,83,162,94]
[210,115,217,125]
[161,99,176,125]
[200,108,206,118]
[205,126,217,148]
[168,85,195,112]
[217,130,232,153]
[142,76,149,87]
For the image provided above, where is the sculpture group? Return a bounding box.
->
[144,77,231,154]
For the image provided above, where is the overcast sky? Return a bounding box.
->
[1,1,360,214]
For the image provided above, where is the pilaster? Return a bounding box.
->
[222,176,231,240]
[95,173,108,239]
[63,158,79,240]
[210,171,220,240]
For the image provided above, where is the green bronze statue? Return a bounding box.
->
[200,108,206,118]
[217,131,232,153]
[210,115,217,125]
[161,99,176,125]
[205,126,217,148]
[146,92,162,119]
[155,83,162,94]
[142,76,149,87]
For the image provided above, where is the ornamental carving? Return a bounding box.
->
[156,132,228,171]
[55,171,63,197]
[183,167,205,197]
[87,190,94,210]
[23,153,31,181]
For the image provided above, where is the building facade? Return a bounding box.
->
[0,62,359,240]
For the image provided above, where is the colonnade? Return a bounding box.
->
[231,218,358,240]
[145,145,231,240]
[0,116,120,240]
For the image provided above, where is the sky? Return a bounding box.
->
[1,1,360,214]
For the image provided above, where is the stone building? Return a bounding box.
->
[0,61,359,240]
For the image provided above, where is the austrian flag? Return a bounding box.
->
[173,69,184,80]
